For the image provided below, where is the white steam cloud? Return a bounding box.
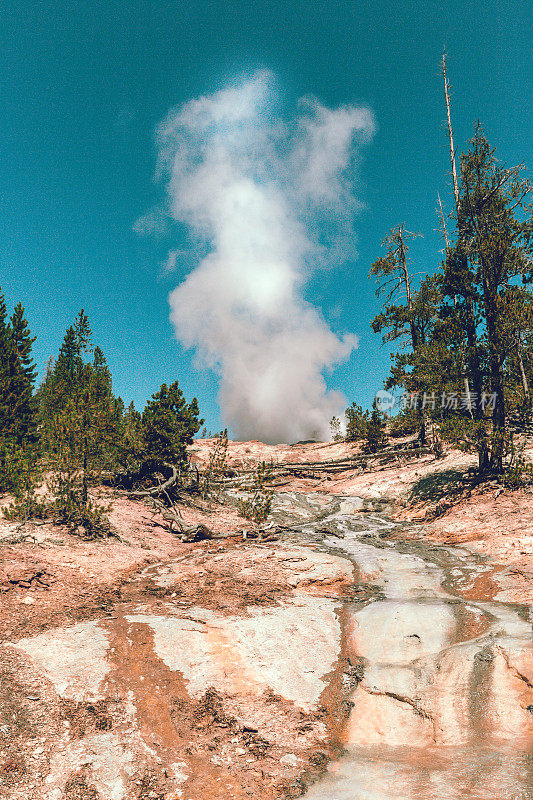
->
[153,71,374,443]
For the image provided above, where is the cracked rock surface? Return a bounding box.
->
[300,500,533,800]
[0,490,531,800]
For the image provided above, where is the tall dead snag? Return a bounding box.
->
[441,49,477,418]
[441,50,460,211]
[437,192,450,251]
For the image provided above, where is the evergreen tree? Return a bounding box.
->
[370,225,423,353]
[329,416,343,441]
[0,290,15,490]
[0,291,38,491]
[498,286,533,420]
[0,289,15,441]
[120,401,144,467]
[141,382,203,467]
[364,401,388,453]
[370,231,443,443]
[10,303,37,386]
[52,326,83,389]
[344,403,369,441]
[8,302,37,443]
[74,309,92,353]
[92,347,112,400]
[39,311,121,509]
[442,126,533,470]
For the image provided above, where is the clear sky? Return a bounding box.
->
[1,0,531,435]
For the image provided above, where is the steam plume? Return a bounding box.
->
[154,71,374,443]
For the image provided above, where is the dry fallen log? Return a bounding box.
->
[122,461,222,542]
[219,445,435,486]
[149,497,214,542]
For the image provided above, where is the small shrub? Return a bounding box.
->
[48,495,112,539]
[501,461,533,490]
[4,465,112,539]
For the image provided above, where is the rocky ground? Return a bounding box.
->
[0,437,531,798]
[191,437,533,604]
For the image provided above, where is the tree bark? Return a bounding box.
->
[485,307,505,471]
[149,497,214,541]
[464,304,484,420]
[82,435,88,504]
[397,227,419,352]
[518,348,530,399]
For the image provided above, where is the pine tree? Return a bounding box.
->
[74,309,92,353]
[10,303,37,386]
[330,416,343,441]
[370,225,422,352]
[0,291,38,491]
[92,347,112,399]
[364,401,388,453]
[443,126,533,470]
[141,382,203,467]
[344,403,369,441]
[120,401,144,468]
[0,290,15,490]
[498,286,533,421]
[8,302,37,443]
[52,326,83,389]
[38,311,121,524]
[0,289,15,441]
[370,231,443,443]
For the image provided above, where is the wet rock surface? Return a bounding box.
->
[0,491,531,799]
[296,497,533,800]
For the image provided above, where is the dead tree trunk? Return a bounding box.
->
[442,50,460,211]
[149,497,213,541]
[441,49,482,417]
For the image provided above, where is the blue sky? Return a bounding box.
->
[1,0,531,435]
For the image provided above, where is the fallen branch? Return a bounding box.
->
[126,462,178,499]
[219,445,435,484]
[149,497,214,542]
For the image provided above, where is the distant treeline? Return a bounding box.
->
[0,303,203,534]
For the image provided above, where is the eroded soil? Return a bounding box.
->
[0,492,357,799]
[0,439,531,799]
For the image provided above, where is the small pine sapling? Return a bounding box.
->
[238,461,274,527]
